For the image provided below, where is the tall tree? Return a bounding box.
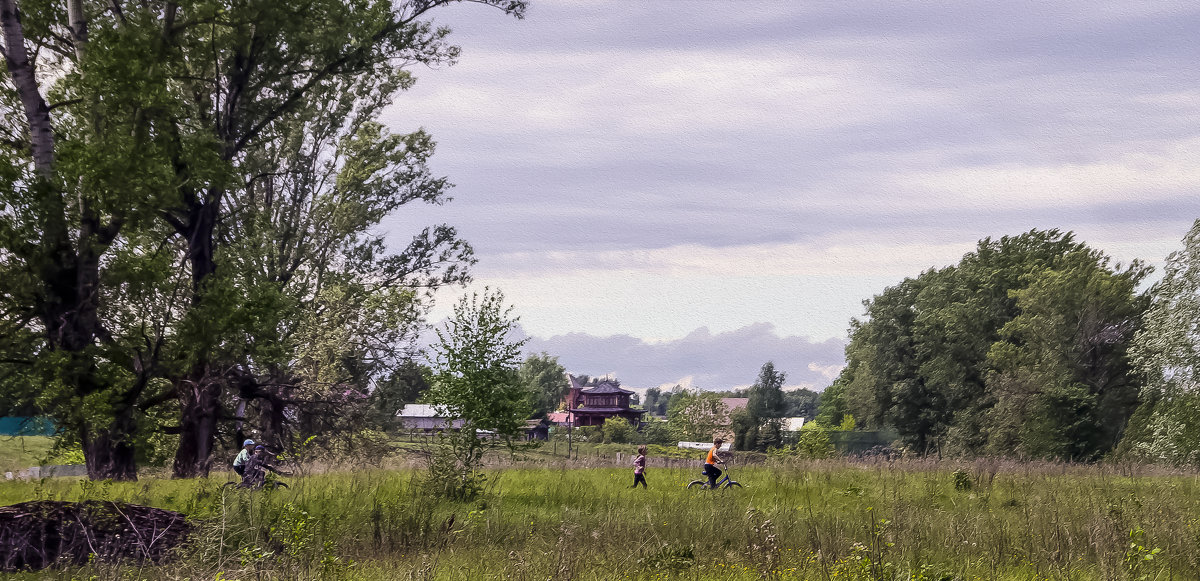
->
[747,361,786,419]
[736,361,787,450]
[0,0,189,479]
[1119,220,1200,464]
[519,352,569,418]
[985,251,1148,459]
[667,390,728,442]
[0,0,526,479]
[840,229,1144,457]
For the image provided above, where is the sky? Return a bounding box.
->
[383,1,1200,392]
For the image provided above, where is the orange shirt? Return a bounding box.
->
[706,446,718,464]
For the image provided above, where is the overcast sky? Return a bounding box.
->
[385,1,1200,392]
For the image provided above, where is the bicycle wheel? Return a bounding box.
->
[686,480,707,489]
[724,481,743,489]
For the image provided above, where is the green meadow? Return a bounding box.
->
[2,456,1199,580]
[0,436,54,474]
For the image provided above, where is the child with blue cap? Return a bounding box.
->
[233,439,255,476]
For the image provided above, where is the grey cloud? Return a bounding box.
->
[380,1,1200,275]
[520,323,846,391]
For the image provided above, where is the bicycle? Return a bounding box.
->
[223,476,289,491]
[687,462,743,490]
[223,466,292,491]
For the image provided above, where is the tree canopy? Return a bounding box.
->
[838,229,1148,459]
[1118,219,1200,465]
[0,0,526,479]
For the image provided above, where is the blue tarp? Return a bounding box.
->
[0,417,55,436]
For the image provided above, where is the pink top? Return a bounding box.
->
[633,454,646,474]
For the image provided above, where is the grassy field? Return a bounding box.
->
[0,436,54,473]
[1,455,1199,580]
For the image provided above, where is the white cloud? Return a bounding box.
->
[896,139,1200,210]
[391,2,1200,374]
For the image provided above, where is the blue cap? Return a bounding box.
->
[243,439,255,447]
[254,445,265,450]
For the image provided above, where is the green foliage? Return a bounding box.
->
[426,289,530,437]
[666,390,729,441]
[519,352,569,418]
[1125,527,1164,580]
[951,468,972,491]
[423,288,530,499]
[815,373,849,428]
[423,430,489,502]
[747,361,787,420]
[642,386,680,416]
[985,250,1147,460]
[783,388,820,419]
[841,229,1148,459]
[1121,220,1200,465]
[638,418,676,445]
[794,422,835,459]
[735,362,789,451]
[731,407,758,451]
[599,417,633,444]
[368,362,432,430]
[838,414,857,432]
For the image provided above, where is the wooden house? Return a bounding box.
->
[565,374,646,427]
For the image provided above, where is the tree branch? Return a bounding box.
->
[0,0,54,176]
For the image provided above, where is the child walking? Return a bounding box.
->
[631,445,647,489]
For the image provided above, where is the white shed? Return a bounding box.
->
[395,404,464,431]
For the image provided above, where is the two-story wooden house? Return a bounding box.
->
[564,374,646,428]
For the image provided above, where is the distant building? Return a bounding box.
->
[395,404,463,432]
[563,374,646,427]
[524,419,550,441]
[783,417,806,431]
[720,398,749,414]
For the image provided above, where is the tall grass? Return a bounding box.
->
[1,457,1197,580]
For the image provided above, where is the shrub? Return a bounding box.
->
[795,422,835,459]
[600,417,633,444]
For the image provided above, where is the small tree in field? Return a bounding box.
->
[424,289,530,499]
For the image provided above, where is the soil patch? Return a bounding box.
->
[0,500,190,571]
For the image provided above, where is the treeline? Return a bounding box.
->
[0,0,527,480]
[821,224,1200,464]
[642,380,819,420]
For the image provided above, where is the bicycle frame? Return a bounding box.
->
[687,462,742,490]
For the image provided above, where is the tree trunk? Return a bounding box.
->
[82,425,137,481]
[0,0,54,175]
[172,379,222,477]
[170,199,222,478]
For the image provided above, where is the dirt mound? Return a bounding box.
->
[0,500,190,571]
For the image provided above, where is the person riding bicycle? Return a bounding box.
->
[232,439,255,477]
[703,436,726,488]
[241,445,287,488]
